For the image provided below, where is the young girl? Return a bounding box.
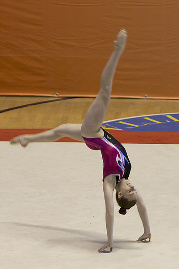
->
[10,30,151,253]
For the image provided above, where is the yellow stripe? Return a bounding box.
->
[103,127,123,131]
[102,126,122,131]
[166,115,179,122]
[118,121,139,127]
[144,117,161,123]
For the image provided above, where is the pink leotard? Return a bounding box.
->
[82,129,131,181]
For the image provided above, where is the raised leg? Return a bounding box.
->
[10,124,83,147]
[81,29,127,138]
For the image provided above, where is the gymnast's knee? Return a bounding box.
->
[99,90,111,105]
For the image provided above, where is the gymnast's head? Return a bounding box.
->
[115,178,137,215]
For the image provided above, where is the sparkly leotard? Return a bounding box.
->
[83,128,131,182]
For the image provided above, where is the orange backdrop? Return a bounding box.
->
[0,0,179,98]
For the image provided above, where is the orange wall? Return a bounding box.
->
[1,0,179,98]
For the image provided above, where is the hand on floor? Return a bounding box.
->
[137,233,151,242]
[98,242,113,253]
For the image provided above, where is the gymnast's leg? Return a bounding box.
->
[10,123,83,147]
[10,30,127,147]
[81,29,127,138]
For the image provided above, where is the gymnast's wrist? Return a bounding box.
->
[144,229,151,235]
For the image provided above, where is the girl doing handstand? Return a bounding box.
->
[11,30,151,253]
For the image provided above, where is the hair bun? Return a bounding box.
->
[119,207,127,215]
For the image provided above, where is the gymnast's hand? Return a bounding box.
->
[10,135,29,147]
[137,233,151,242]
[98,243,113,253]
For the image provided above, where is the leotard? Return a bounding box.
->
[83,128,131,182]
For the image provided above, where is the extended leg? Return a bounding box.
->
[81,29,127,138]
[10,124,83,147]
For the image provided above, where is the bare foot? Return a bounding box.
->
[114,29,127,51]
[10,136,29,147]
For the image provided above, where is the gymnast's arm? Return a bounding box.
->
[10,123,83,147]
[98,176,115,253]
[136,191,151,241]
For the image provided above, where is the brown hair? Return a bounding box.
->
[116,192,137,215]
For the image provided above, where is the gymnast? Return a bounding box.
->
[10,29,151,253]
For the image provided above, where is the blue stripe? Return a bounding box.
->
[102,113,179,132]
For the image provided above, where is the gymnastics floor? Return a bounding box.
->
[0,141,178,269]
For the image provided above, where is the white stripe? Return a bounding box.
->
[101,137,125,173]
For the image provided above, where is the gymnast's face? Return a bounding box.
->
[118,179,137,200]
